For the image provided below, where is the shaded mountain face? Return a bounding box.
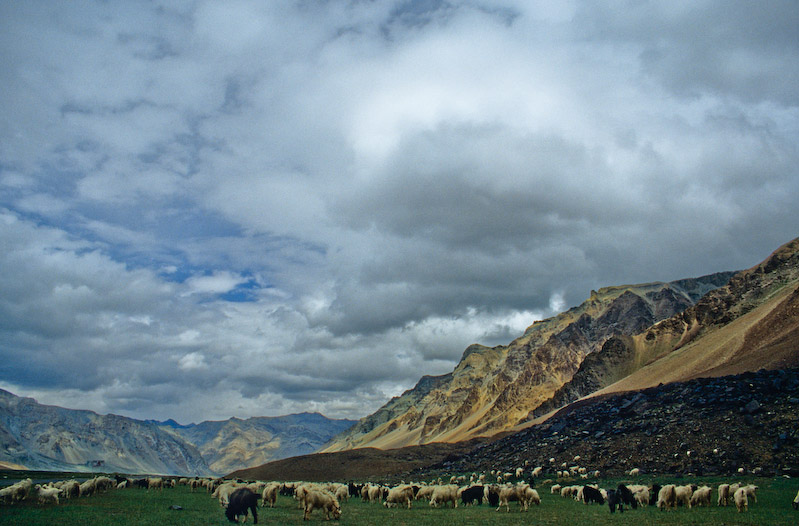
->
[323,272,735,452]
[0,390,211,476]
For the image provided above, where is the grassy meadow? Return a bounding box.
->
[1,474,797,525]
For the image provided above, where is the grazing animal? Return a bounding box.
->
[384,485,414,509]
[627,485,649,507]
[718,483,731,506]
[460,485,484,506]
[690,486,712,507]
[674,485,693,508]
[225,488,259,524]
[657,485,677,511]
[262,483,279,508]
[303,489,341,521]
[582,485,604,505]
[429,485,458,508]
[485,485,500,507]
[734,487,748,512]
[34,485,61,505]
[496,484,538,512]
[743,484,758,504]
[649,484,662,506]
[616,484,638,511]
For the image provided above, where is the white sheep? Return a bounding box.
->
[628,484,649,507]
[734,487,748,512]
[675,485,693,508]
[415,485,434,502]
[303,489,341,521]
[384,485,414,509]
[496,484,537,512]
[262,482,280,508]
[79,478,96,498]
[657,484,677,510]
[690,486,712,507]
[550,484,562,495]
[34,485,61,505]
[743,484,758,504]
[429,485,458,508]
[628,468,640,477]
[213,481,242,507]
[532,466,543,478]
[717,483,730,506]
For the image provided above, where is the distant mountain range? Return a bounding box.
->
[0,392,354,476]
[160,413,355,475]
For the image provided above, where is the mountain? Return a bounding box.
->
[162,413,356,475]
[0,390,210,476]
[434,367,799,479]
[0,390,355,476]
[569,236,799,402]
[323,272,735,452]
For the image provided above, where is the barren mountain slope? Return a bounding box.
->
[565,238,799,403]
[530,237,799,418]
[323,273,733,452]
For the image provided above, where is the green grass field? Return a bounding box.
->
[1,476,797,525]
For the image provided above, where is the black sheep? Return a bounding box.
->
[617,484,638,509]
[486,486,500,507]
[225,487,259,524]
[583,485,604,505]
[460,485,484,506]
[649,484,662,506]
[607,489,621,513]
[609,484,638,513]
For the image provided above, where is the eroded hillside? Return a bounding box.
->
[323,273,734,451]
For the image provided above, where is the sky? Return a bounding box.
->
[1,1,797,424]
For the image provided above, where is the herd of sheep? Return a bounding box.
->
[202,464,799,522]
[2,468,799,522]
[0,475,123,505]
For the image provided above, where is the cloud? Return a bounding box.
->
[0,1,797,423]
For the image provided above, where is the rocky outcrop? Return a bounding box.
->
[323,273,734,452]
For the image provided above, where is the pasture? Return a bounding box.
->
[0,474,797,526]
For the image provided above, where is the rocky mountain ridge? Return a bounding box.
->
[0,390,354,476]
[323,272,735,451]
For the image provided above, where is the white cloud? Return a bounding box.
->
[0,0,797,424]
